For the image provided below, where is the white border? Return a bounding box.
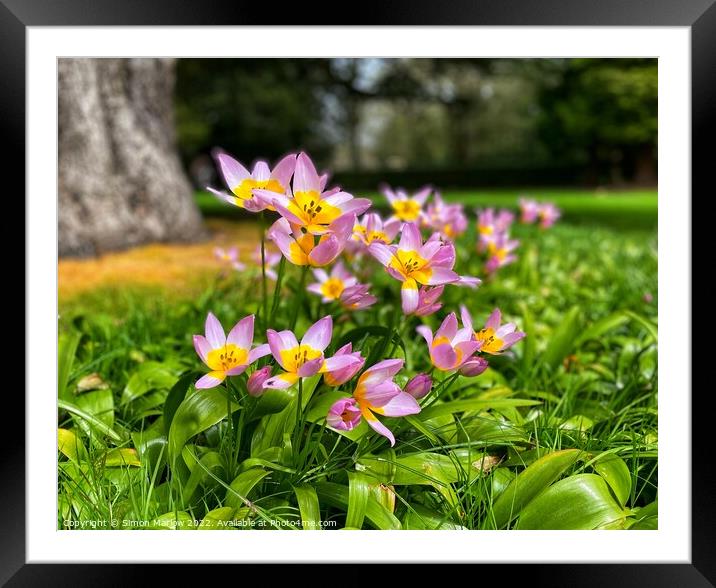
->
[28,26,689,563]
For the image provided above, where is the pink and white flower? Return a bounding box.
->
[369,223,480,314]
[268,214,355,268]
[263,316,363,390]
[193,313,271,389]
[322,343,365,387]
[306,262,376,310]
[352,213,401,248]
[208,151,296,212]
[424,192,468,240]
[259,152,371,235]
[214,246,245,271]
[538,202,561,228]
[416,312,482,373]
[519,198,540,224]
[460,306,526,355]
[382,185,431,223]
[485,234,520,273]
[327,359,420,446]
[411,285,445,317]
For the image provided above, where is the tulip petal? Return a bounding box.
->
[294,152,320,193]
[359,359,404,388]
[485,308,502,330]
[225,365,248,377]
[227,315,254,350]
[460,305,474,332]
[431,343,458,370]
[271,153,297,188]
[368,242,397,268]
[248,343,271,363]
[435,312,458,342]
[373,391,421,417]
[401,278,419,314]
[301,316,333,351]
[298,356,324,377]
[196,371,225,389]
[362,407,395,446]
[252,160,271,182]
[309,235,341,267]
[263,372,299,390]
[398,222,422,251]
[193,335,211,364]
[205,312,226,348]
[267,329,299,369]
[321,354,362,372]
[215,152,250,189]
[416,325,433,346]
[425,267,460,286]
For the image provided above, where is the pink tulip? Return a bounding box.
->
[193,313,271,389]
[247,366,272,396]
[207,151,296,212]
[461,305,526,355]
[416,312,482,372]
[382,185,431,223]
[268,214,355,267]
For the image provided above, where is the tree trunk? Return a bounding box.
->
[58,58,207,257]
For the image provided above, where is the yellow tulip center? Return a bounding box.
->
[392,200,421,221]
[389,249,432,283]
[287,190,342,231]
[206,344,248,372]
[475,328,503,354]
[366,230,390,244]
[232,178,283,207]
[320,277,345,300]
[280,344,323,373]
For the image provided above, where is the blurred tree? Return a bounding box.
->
[59,58,205,257]
[175,59,334,182]
[535,58,658,185]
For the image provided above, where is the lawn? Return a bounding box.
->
[58,192,658,531]
[195,188,657,231]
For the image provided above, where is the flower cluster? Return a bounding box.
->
[198,149,529,450]
[476,207,519,274]
[519,197,562,229]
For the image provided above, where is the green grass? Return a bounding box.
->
[196,188,657,230]
[58,216,657,531]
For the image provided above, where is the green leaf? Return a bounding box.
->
[182,450,224,505]
[121,361,182,405]
[75,388,115,428]
[575,312,630,346]
[346,472,371,529]
[623,310,658,342]
[293,484,321,531]
[315,482,401,530]
[57,428,87,464]
[516,474,628,529]
[101,448,141,467]
[491,449,582,529]
[58,330,81,402]
[168,387,239,462]
[251,388,295,419]
[163,372,195,436]
[403,504,466,530]
[199,507,237,529]
[592,453,632,506]
[225,468,270,509]
[418,398,540,422]
[336,325,407,364]
[58,399,122,444]
[541,306,581,370]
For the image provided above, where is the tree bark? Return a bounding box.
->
[58,58,206,257]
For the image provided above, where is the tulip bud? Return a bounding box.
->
[247,366,272,396]
[460,357,488,377]
[404,373,432,399]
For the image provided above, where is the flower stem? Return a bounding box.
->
[293,377,304,454]
[259,212,268,330]
[290,265,309,331]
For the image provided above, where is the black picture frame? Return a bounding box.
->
[7,0,707,584]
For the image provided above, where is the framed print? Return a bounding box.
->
[7,0,709,584]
